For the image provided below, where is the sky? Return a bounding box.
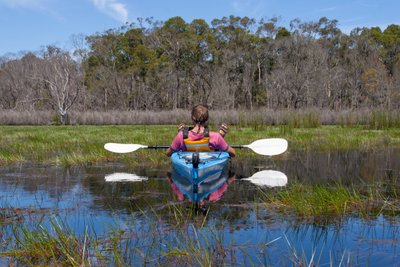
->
[0,0,399,56]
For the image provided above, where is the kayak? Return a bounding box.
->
[171,151,230,203]
[104,138,288,202]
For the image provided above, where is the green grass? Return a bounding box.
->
[3,218,89,266]
[0,208,247,266]
[1,125,400,166]
[260,181,400,224]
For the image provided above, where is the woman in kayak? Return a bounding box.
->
[166,104,236,157]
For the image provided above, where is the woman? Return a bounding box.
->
[166,104,235,157]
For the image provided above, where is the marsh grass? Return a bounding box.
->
[2,109,400,128]
[368,110,400,130]
[260,181,400,223]
[0,206,242,266]
[1,125,400,166]
[2,218,90,266]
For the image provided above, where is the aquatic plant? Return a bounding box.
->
[260,181,400,223]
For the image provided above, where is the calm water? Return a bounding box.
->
[1,149,399,265]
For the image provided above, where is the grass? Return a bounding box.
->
[0,208,254,266]
[2,217,89,266]
[2,109,400,128]
[0,125,400,166]
[260,181,400,224]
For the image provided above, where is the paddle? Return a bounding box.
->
[231,138,287,156]
[104,143,169,154]
[104,138,288,156]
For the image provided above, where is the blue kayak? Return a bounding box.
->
[171,152,230,203]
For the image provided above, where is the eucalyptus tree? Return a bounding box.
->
[211,16,258,109]
[84,30,124,110]
[115,27,160,110]
[38,46,82,124]
[185,19,219,106]
[153,16,197,109]
[362,25,400,108]
[254,17,283,107]
[342,28,386,109]
[373,24,400,75]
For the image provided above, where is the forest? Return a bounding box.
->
[0,16,399,124]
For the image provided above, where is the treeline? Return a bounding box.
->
[1,16,400,124]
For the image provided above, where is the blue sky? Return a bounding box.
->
[1,0,399,56]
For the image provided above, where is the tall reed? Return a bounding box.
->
[1,109,400,127]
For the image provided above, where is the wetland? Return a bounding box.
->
[0,125,399,266]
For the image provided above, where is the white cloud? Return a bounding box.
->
[0,0,48,9]
[0,0,62,19]
[91,0,128,23]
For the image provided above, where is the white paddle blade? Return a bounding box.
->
[105,172,148,182]
[104,143,147,153]
[243,170,287,187]
[246,138,288,156]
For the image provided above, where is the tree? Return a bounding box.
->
[211,16,258,109]
[84,30,124,110]
[155,16,196,109]
[38,46,82,124]
[0,53,44,110]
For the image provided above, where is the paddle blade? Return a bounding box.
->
[245,138,288,156]
[242,170,287,187]
[104,143,147,153]
[105,172,148,182]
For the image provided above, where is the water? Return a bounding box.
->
[0,149,399,265]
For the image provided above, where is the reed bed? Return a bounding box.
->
[1,109,400,129]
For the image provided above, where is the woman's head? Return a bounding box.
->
[191,104,209,125]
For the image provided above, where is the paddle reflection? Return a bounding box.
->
[241,170,288,187]
[104,172,148,182]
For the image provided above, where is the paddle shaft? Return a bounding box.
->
[151,145,242,149]
[151,145,244,149]
[147,145,169,149]
[151,145,255,149]
[231,145,245,149]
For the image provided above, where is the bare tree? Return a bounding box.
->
[0,53,44,110]
[38,47,82,124]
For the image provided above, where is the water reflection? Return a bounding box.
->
[168,170,236,207]
[241,170,288,187]
[0,149,399,265]
[1,149,399,213]
[105,172,148,182]
[279,148,400,184]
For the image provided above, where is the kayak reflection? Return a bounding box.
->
[167,169,235,207]
[105,172,148,182]
[169,151,233,209]
[241,170,288,187]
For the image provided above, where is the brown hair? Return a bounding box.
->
[191,104,209,125]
